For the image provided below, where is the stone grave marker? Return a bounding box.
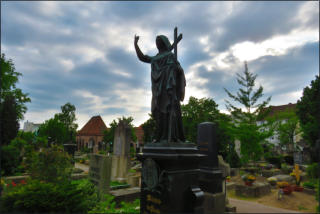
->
[197,122,226,214]
[293,152,303,164]
[89,154,112,196]
[111,120,131,182]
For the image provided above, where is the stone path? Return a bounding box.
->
[75,162,89,173]
[229,198,301,213]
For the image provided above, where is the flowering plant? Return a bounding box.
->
[277,181,290,188]
[242,174,256,182]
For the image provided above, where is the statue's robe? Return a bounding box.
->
[150,49,186,142]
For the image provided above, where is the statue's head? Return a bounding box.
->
[156,35,171,52]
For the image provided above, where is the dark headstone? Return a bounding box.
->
[197,122,218,168]
[63,144,77,157]
[197,122,223,194]
[137,143,205,213]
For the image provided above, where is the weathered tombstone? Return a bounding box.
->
[89,154,112,196]
[111,120,131,182]
[63,143,77,157]
[293,152,303,165]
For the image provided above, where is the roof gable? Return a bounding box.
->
[77,115,107,136]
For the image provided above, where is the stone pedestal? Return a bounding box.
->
[137,143,205,214]
[202,192,225,214]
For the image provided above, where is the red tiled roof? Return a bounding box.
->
[261,103,296,119]
[77,115,107,136]
[134,126,144,143]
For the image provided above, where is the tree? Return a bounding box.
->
[296,75,320,148]
[0,95,19,145]
[181,97,220,143]
[141,113,156,143]
[37,117,68,145]
[54,102,78,142]
[224,62,272,163]
[0,54,31,120]
[103,116,137,151]
[181,96,241,167]
[271,110,301,153]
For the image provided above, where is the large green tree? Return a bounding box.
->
[37,117,68,145]
[54,102,78,142]
[296,75,320,148]
[181,97,220,143]
[0,54,31,120]
[224,62,273,163]
[0,54,31,145]
[270,109,301,153]
[1,95,19,145]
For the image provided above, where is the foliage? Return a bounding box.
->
[268,109,301,153]
[103,116,137,148]
[110,181,128,187]
[181,96,220,142]
[0,95,20,145]
[0,144,21,176]
[306,163,319,179]
[141,113,156,143]
[224,62,273,164]
[0,53,31,120]
[180,96,238,165]
[303,181,316,189]
[0,179,98,213]
[54,102,78,142]
[37,117,68,145]
[296,75,320,149]
[26,145,73,183]
[89,194,139,213]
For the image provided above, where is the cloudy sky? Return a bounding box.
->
[1,1,319,129]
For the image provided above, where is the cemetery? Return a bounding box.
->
[1,2,319,214]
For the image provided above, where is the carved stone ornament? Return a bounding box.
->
[142,158,160,190]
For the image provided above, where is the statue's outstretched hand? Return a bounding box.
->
[134,34,139,44]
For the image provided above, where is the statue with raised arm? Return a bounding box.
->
[134,28,186,143]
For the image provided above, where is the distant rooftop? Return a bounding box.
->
[77,115,107,136]
[260,103,296,120]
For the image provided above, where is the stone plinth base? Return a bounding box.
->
[235,182,271,197]
[203,192,225,214]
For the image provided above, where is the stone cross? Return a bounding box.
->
[169,27,183,60]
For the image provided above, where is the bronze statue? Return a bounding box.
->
[134,28,186,143]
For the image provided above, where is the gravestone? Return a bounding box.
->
[137,143,205,213]
[293,152,303,165]
[111,121,131,182]
[89,154,112,196]
[197,122,226,214]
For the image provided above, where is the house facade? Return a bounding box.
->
[76,115,107,153]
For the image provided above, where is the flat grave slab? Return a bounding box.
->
[235,182,271,197]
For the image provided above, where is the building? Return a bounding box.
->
[76,115,107,153]
[23,121,41,133]
[234,103,302,157]
[77,115,145,153]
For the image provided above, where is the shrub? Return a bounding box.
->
[0,145,21,176]
[89,194,139,213]
[0,179,98,213]
[306,163,319,179]
[26,145,73,183]
[303,181,316,189]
